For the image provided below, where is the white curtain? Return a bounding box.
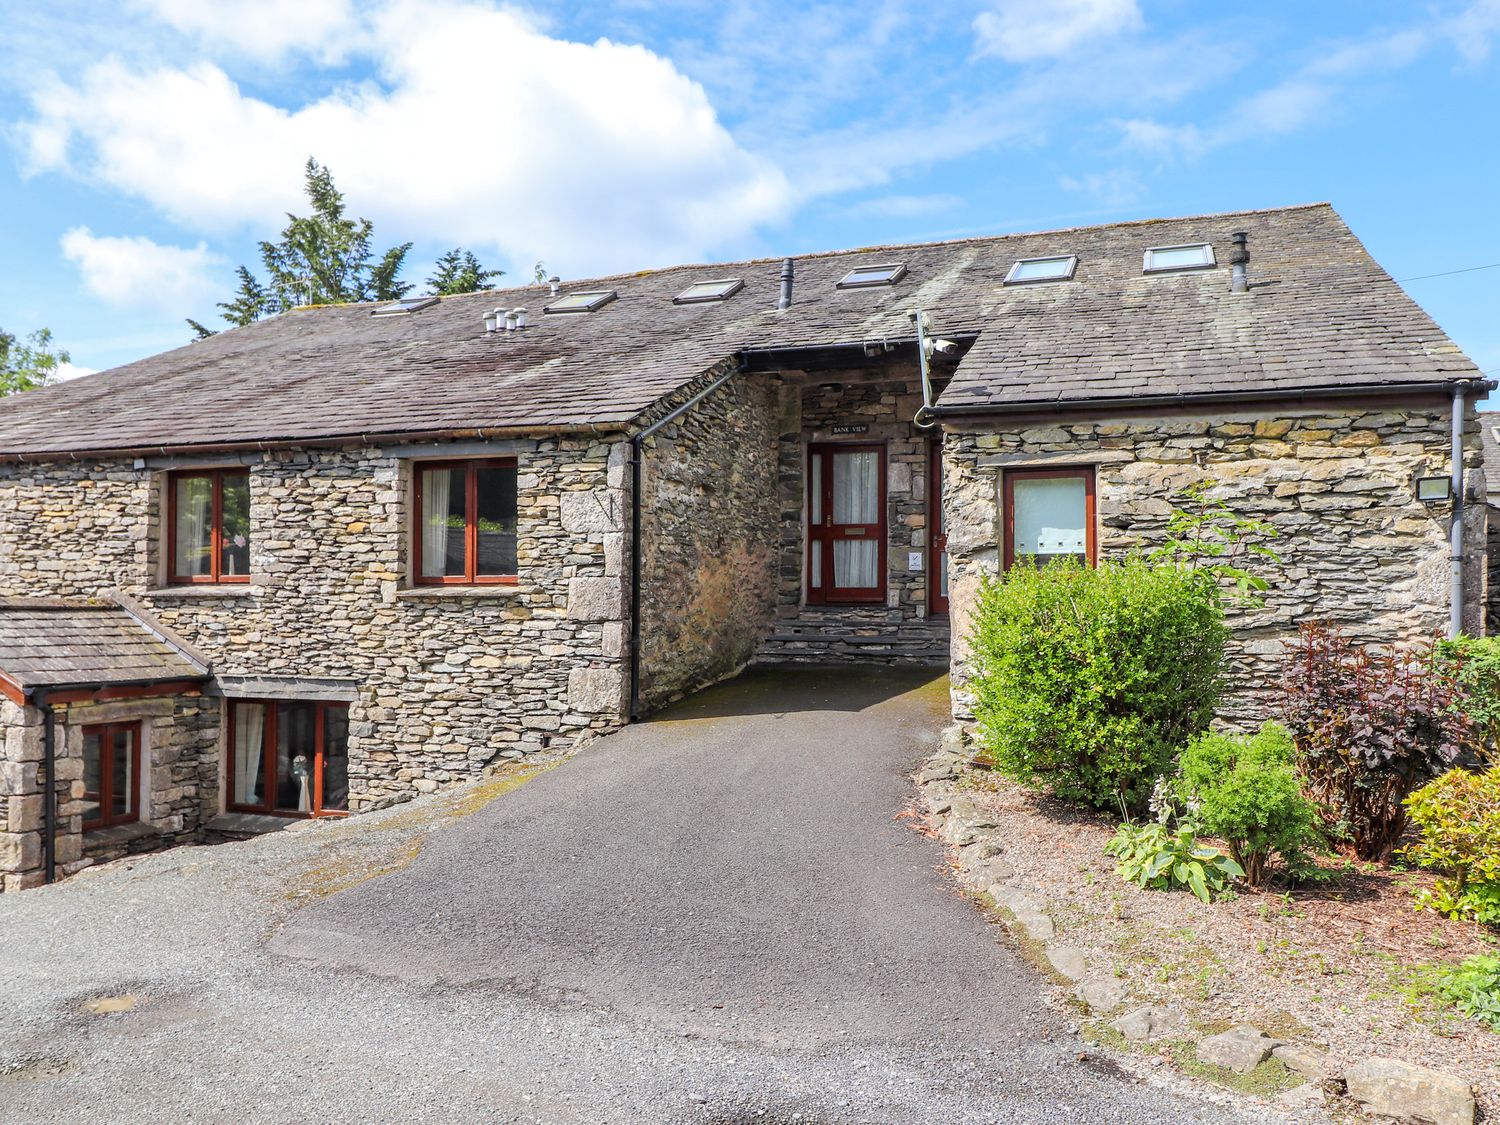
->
[421,469,452,576]
[175,477,211,576]
[234,704,264,805]
[1013,477,1087,558]
[832,452,880,588]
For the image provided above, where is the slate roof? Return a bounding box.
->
[0,601,210,698]
[0,203,1482,458]
[1483,421,1500,503]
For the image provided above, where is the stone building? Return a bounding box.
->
[0,202,1489,888]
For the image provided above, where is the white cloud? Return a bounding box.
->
[127,0,360,62]
[20,3,794,275]
[973,0,1142,62]
[844,193,964,218]
[59,227,224,313]
[55,362,99,382]
[1058,168,1144,209]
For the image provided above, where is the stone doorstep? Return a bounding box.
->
[204,812,301,837]
[82,821,160,854]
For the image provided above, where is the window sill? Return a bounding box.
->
[83,821,159,852]
[146,584,259,598]
[395,586,524,600]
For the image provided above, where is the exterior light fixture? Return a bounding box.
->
[1416,475,1452,503]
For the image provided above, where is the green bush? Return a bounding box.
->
[1176,723,1324,888]
[1437,954,1500,1030]
[1436,635,1500,756]
[1403,767,1500,924]
[968,556,1228,811]
[1105,819,1243,903]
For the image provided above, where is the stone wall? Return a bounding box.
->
[757,365,951,665]
[0,689,218,890]
[943,399,1486,722]
[0,435,632,811]
[637,374,782,709]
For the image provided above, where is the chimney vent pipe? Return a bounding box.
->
[513,307,528,329]
[1230,231,1249,294]
[504,309,518,332]
[777,258,794,310]
[548,276,561,297]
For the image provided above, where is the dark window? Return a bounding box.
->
[1002,467,1097,570]
[414,460,518,584]
[81,721,141,830]
[228,700,350,817]
[169,468,250,584]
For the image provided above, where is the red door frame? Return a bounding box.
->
[1002,466,1098,570]
[806,442,887,604]
[928,442,949,616]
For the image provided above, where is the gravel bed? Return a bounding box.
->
[944,767,1500,1113]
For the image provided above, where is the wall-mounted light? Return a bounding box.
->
[1416,475,1452,504]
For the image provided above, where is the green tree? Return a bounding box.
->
[0,327,70,396]
[427,248,504,295]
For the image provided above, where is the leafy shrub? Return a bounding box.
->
[1176,722,1323,888]
[1147,479,1282,607]
[1283,624,1474,861]
[968,555,1227,811]
[1436,635,1500,757]
[1105,819,1243,903]
[1437,954,1500,1030]
[1403,767,1500,924]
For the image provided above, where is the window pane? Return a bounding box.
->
[1012,476,1087,563]
[322,706,350,812]
[1009,257,1074,282]
[420,468,467,577]
[833,539,879,588]
[1146,245,1212,270]
[474,465,518,576]
[220,473,250,577]
[276,702,317,814]
[111,727,134,818]
[173,475,213,577]
[831,452,879,523]
[233,704,266,807]
[810,539,822,588]
[82,730,103,825]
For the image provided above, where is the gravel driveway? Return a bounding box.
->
[1,666,1276,1123]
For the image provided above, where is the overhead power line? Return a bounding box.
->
[1397,262,1500,282]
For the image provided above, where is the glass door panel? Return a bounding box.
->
[275,702,317,814]
[808,444,885,603]
[322,705,350,813]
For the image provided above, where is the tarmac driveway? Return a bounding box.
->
[0,666,1272,1123]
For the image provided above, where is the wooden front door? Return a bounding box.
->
[929,442,949,616]
[807,443,886,604]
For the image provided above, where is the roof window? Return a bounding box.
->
[674,278,744,304]
[1143,244,1216,273]
[1005,255,1078,284]
[543,290,618,314]
[372,296,439,316]
[837,262,907,288]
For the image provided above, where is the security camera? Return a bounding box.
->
[924,337,959,357]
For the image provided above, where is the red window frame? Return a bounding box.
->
[806,442,888,605]
[929,441,948,616]
[226,699,350,819]
[81,721,142,831]
[412,459,519,585]
[1002,466,1098,570]
[167,468,251,585]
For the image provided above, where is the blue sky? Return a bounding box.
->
[3,0,1499,401]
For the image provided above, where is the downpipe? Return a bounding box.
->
[39,689,56,884]
[1450,382,1467,640]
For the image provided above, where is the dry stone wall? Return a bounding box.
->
[943,400,1485,722]
[637,375,782,709]
[0,435,632,812]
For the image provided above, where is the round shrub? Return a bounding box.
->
[1404,767,1500,925]
[967,556,1228,811]
[1176,722,1323,887]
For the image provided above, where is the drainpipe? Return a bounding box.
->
[37,689,56,884]
[1450,381,1467,639]
[627,360,746,719]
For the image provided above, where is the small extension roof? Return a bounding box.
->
[0,203,1483,459]
[0,599,211,704]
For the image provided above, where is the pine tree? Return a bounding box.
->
[426,249,504,295]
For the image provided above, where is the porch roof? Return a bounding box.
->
[0,202,1482,459]
[0,600,210,704]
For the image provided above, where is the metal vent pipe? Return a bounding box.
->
[777,258,794,310]
[1230,231,1249,293]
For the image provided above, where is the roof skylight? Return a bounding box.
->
[837,262,907,288]
[372,296,439,316]
[674,278,744,304]
[1143,244,1216,273]
[543,290,618,314]
[1005,255,1078,284]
